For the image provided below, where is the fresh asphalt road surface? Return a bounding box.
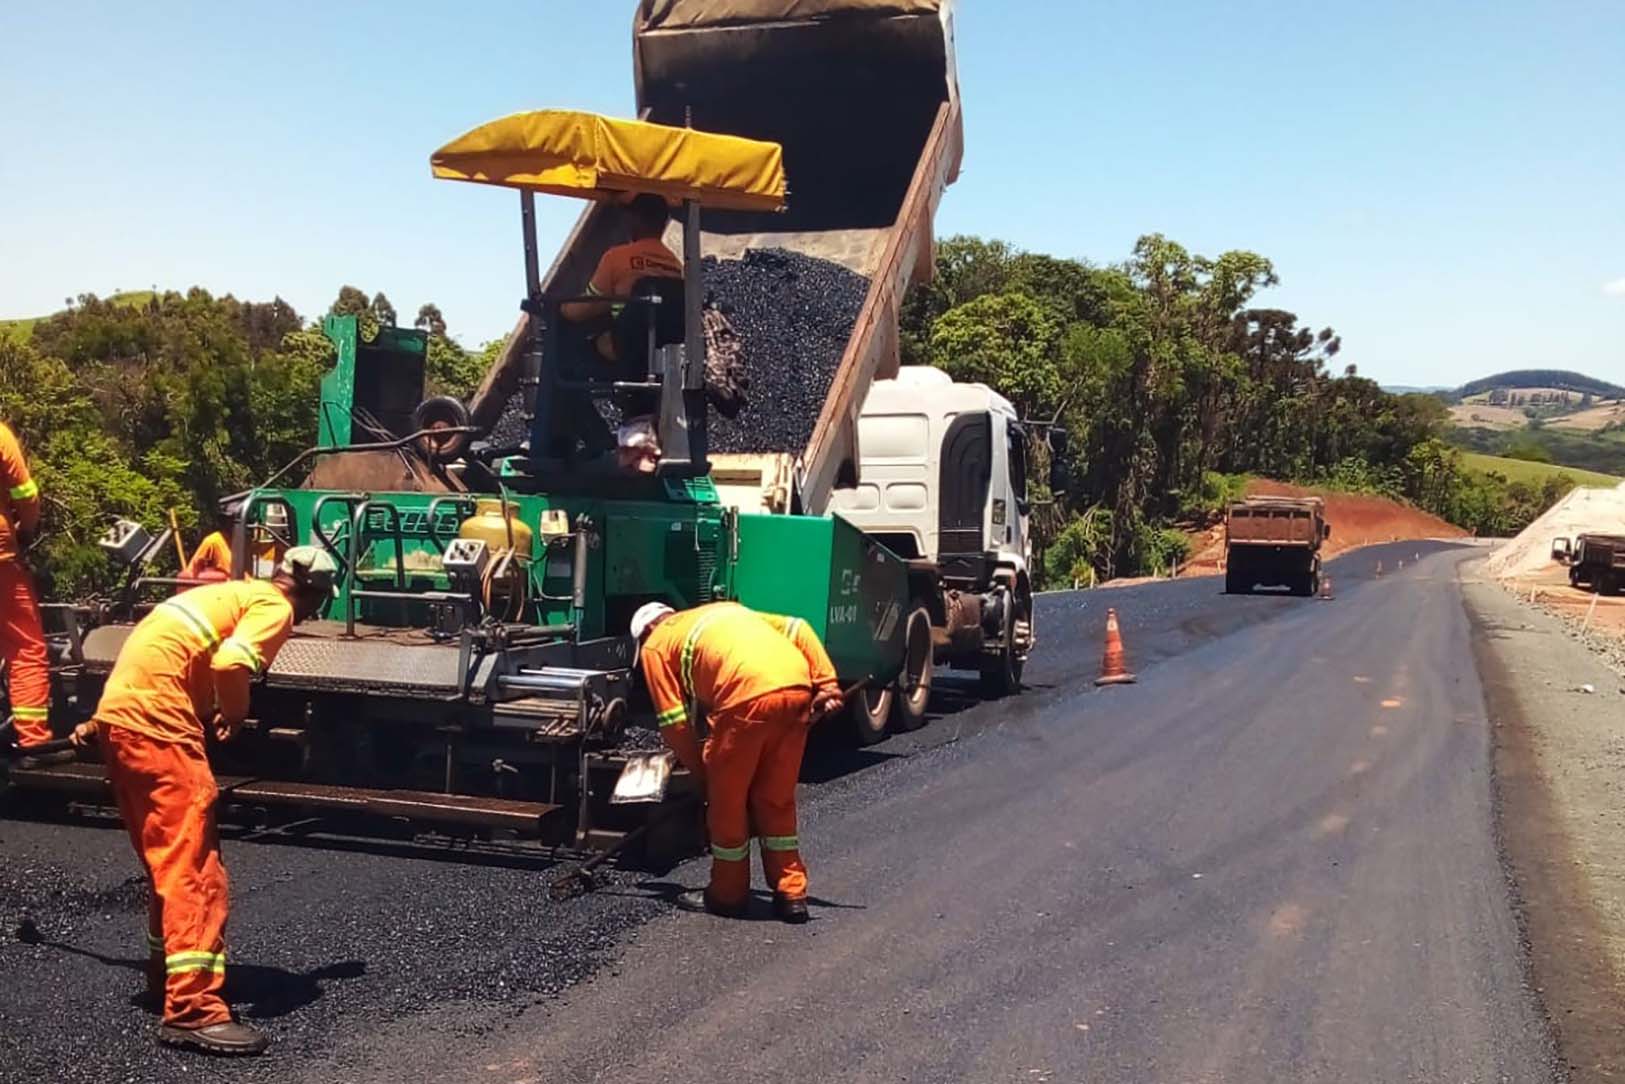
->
[0,542,1557,1083]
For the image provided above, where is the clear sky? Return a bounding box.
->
[3,1,1621,388]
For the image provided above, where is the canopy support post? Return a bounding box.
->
[682,198,707,472]
[521,191,552,459]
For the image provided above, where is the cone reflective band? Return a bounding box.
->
[1095,608,1137,687]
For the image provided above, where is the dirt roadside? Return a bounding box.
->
[1461,562,1625,1082]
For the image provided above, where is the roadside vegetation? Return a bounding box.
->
[899,235,1584,586]
[0,288,490,597]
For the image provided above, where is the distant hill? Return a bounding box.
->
[1456,369,1625,400]
[1,290,157,343]
[1381,384,1451,395]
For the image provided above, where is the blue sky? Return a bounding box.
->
[3,1,1621,388]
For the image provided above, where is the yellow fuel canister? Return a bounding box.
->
[458,499,534,556]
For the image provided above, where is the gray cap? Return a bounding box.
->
[279,546,340,596]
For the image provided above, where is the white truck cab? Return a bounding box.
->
[829,366,1035,721]
[830,366,1031,579]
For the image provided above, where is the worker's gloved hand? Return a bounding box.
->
[69,720,100,748]
[811,683,844,721]
[211,713,245,743]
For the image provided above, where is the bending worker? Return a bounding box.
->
[181,525,233,581]
[0,418,61,766]
[631,601,845,924]
[71,548,338,1057]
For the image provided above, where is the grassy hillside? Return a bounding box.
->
[1451,426,1625,477]
[1,290,158,342]
[1460,451,1620,488]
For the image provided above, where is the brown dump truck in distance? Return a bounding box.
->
[1563,533,1625,595]
[1225,497,1330,597]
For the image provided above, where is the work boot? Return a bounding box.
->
[15,747,75,769]
[675,888,747,919]
[772,894,810,925]
[158,1021,270,1057]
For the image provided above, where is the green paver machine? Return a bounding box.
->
[14,110,907,853]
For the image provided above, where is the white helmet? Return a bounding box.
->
[630,602,675,642]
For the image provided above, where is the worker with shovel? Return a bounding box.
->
[0,419,61,767]
[68,548,337,1057]
[631,601,844,924]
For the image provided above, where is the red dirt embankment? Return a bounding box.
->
[1179,479,1468,578]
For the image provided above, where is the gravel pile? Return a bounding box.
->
[487,249,870,456]
[704,249,868,455]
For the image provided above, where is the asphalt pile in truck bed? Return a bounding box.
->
[704,248,869,455]
[486,249,870,456]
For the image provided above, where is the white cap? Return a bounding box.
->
[630,602,675,642]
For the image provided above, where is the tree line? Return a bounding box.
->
[2,235,1581,599]
[903,235,1580,586]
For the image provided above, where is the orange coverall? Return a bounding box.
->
[641,602,837,906]
[0,420,49,747]
[94,580,293,1028]
[181,531,233,580]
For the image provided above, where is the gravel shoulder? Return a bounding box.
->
[1461,562,1625,1081]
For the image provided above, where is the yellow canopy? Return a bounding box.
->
[430,110,787,212]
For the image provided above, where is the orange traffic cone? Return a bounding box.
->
[1095,608,1137,686]
[1319,575,1334,600]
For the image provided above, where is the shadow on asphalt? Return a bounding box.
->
[15,929,364,1019]
[636,880,868,922]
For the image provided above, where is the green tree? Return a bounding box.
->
[928,292,1063,416]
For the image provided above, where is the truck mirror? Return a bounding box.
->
[1551,537,1572,563]
[1048,427,1070,459]
[1323,523,1332,540]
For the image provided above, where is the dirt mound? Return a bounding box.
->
[1179,479,1468,577]
[1484,481,1625,579]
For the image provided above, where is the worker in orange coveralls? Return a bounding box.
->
[631,601,845,924]
[0,419,63,767]
[70,547,337,1056]
[181,530,233,582]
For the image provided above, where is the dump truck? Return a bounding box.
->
[1224,497,1330,597]
[631,2,1042,740]
[1565,533,1625,594]
[475,1,962,507]
[5,104,910,856]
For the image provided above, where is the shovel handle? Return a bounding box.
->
[6,736,76,760]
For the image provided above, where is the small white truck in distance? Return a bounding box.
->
[828,366,1037,738]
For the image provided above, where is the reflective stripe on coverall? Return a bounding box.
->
[0,421,49,745]
[93,581,293,1028]
[640,603,837,905]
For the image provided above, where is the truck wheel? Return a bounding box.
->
[1225,568,1244,595]
[978,600,1021,699]
[890,607,933,732]
[848,685,894,746]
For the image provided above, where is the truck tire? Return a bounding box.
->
[848,685,894,746]
[978,599,1022,699]
[890,607,933,732]
[1225,567,1245,595]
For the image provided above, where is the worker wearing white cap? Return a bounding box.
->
[631,600,844,924]
[70,547,337,1056]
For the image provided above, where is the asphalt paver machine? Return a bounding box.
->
[9,111,908,854]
